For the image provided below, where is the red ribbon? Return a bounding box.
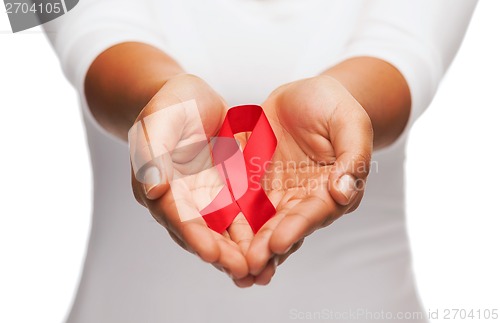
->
[201,105,277,234]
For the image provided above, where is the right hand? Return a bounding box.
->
[129,74,253,281]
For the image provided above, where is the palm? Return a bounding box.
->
[259,81,339,247]
[245,76,373,280]
[166,138,227,224]
[262,124,335,233]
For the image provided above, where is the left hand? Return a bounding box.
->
[240,75,374,285]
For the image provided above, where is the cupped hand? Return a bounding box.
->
[245,75,374,284]
[129,74,255,281]
[128,74,374,287]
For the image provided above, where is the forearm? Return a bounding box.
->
[84,42,184,140]
[322,57,411,150]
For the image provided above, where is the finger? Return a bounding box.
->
[227,213,254,255]
[144,186,222,264]
[130,155,171,203]
[161,196,248,279]
[245,190,301,275]
[327,101,373,206]
[345,191,364,215]
[254,257,278,286]
[176,219,248,279]
[157,196,248,279]
[178,220,220,262]
[233,275,255,288]
[269,189,338,255]
[210,230,249,279]
[276,238,304,266]
[167,229,190,252]
[246,212,285,276]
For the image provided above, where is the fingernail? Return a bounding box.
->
[336,174,357,203]
[144,166,161,197]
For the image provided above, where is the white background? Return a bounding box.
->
[0,1,499,322]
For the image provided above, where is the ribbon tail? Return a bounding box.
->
[202,204,240,233]
[237,188,276,234]
[201,184,240,233]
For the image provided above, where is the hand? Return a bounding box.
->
[129,74,253,280]
[245,75,374,284]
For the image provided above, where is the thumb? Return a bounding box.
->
[128,115,174,200]
[328,103,373,206]
[138,158,171,200]
[128,98,199,201]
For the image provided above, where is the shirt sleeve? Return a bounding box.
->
[42,0,167,116]
[336,0,478,147]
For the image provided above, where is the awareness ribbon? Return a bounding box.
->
[201,105,277,233]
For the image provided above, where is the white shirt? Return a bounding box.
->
[45,1,477,322]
